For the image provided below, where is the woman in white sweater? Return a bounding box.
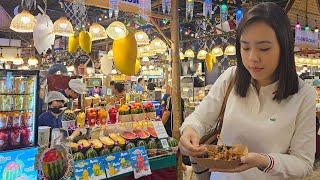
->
[179,2,316,180]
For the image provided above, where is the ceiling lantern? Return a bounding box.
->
[106,21,128,40]
[135,31,150,45]
[212,46,224,57]
[89,23,108,41]
[142,56,150,62]
[197,50,207,60]
[150,38,167,53]
[10,10,36,33]
[142,45,156,57]
[27,57,38,66]
[184,49,195,58]
[13,54,24,65]
[53,17,74,37]
[224,45,236,56]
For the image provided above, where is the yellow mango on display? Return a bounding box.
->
[68,34,79,53]
[205,53,213,72]
[79,31,92,53]
[135,59,141,75]
[113,32,137,76]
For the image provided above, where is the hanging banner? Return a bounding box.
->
[295,29,319,49]
[78,0,151,16]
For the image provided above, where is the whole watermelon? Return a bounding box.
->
[126,142,136,150]
[168,137,178,147]
[86,147,98,159]
[42,148,67,180]
[112,146,122,153]
[147,139,157,149]
[73,152,85,161]
[100,147,111,156]
[137,140,147,149]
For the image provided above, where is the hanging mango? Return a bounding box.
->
[135,59,141,75]
[68,34,79,53]
[79,31,92,54]
[205,53,213,72]
[113,31,137,76]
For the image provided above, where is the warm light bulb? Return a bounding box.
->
[315,28,319,33]
[92,27,100,33]
[59,23,67,29]
[21,16,31,24]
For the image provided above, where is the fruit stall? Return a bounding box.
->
[36,101,178,180]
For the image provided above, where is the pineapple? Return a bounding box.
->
[63,109,76,121]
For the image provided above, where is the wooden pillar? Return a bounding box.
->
[170,0,183,179]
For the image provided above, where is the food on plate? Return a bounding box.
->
[77,139,90,148]
[121,131,137,140]
[99,136,115,147]
[88,139,103,150]
[109,133,126,146]
[133,129,150,139]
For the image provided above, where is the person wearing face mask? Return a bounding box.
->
[38,91,69,129]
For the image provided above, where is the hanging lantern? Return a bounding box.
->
[186,0,195,21]
[142,57,150,62]
[150,38,167,53]
[89,23,108,41]
[212,46,224,57]
[53,17,74,37]
[27,57,38,66]
[109,0,119,18]
[13,54,24,65]
[106,21,128,40]
[203,0,213,19]
[220,3,228,30]
[162,0,171,14]
[197,50,208,60]
[10,10,36,33]
[141,66,147,71]
[224,45,236,56]
[141,45,156,57]
[33,13,55,54]
[236,8,244,26]
[135,31,150,45]
[184,49,195,58]
[180,51,185,60]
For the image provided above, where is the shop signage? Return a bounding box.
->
[80,0,151,16]
[295,29,319,49]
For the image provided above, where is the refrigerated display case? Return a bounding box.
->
[0,70,39,151]
[0,70,39,179]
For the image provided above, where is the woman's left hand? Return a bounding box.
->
[209,153,269,173]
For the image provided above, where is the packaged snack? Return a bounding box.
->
[21,112,33,127]
[0,129,9,150]
[8,112,21,128]
[23,95,33,110]
[10,129,21,146]
[25,78,34,94]
[0,95,12,111]
[13,95,24,110]
[13,77,26,94]
[21,127,32,146]
[0,112,8,129]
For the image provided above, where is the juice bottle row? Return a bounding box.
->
[0,95,34,111]
[0,112,33,129]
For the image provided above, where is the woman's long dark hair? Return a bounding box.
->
[235,2,298,101]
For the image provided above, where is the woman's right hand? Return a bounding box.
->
[179,126,206,157]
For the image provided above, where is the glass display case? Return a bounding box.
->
[0,70,39,151]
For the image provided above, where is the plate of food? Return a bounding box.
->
[192,144,248,169]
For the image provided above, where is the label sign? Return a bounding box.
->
[152,121,169,139]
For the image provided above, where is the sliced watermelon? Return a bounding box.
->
[121,131,137,140]
[133,130,150,139]
[146,127,157,138]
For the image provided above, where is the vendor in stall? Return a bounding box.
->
[110,82,126,104]
[59,79,87,100]
[135,78,145,92]
[38,91,69,129]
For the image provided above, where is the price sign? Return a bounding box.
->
[152,121,169,139]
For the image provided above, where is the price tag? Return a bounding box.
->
[160,138,169,149]
[152,121,169,139]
